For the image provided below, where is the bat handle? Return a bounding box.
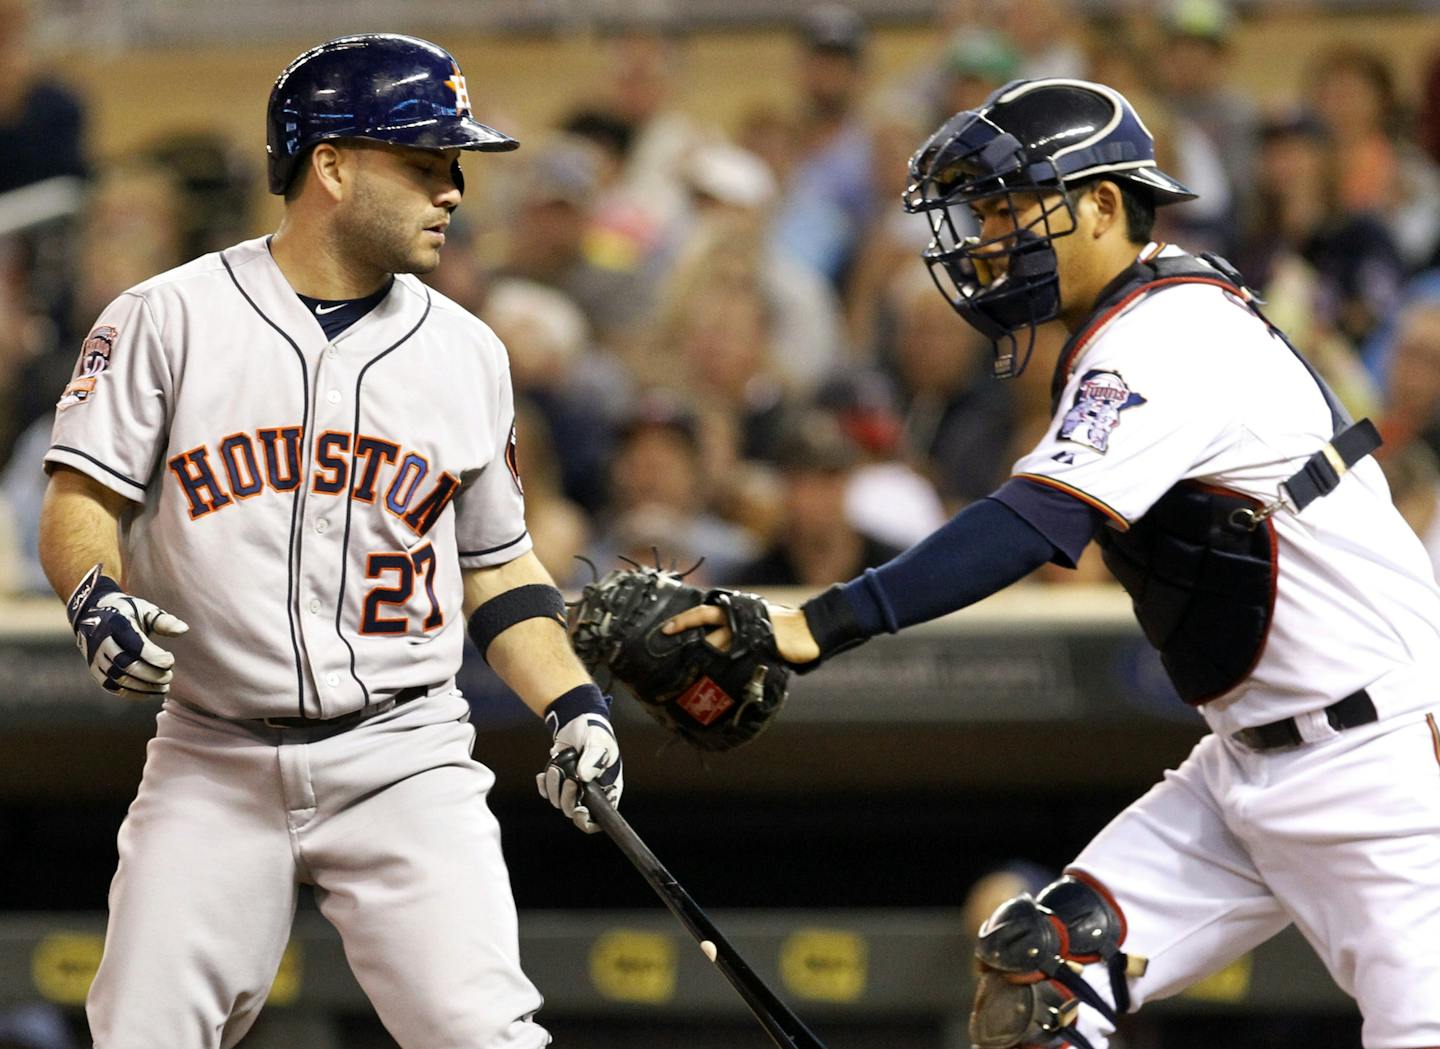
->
[552,746,580,778]
[551,746,610,813]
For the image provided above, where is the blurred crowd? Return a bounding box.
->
[4,0,1440,607]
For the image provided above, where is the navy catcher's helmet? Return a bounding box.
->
[266,34,518,195]
[903,78,1195,377]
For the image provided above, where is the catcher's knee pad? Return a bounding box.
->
[970,874,1146,1047]
[1036,873,1143,1013]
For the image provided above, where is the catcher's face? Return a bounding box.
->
[964,190,1075,286]
[334,141,462,276]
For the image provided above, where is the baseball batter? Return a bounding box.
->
[668,79,1440,1048]
[37,35,621,1049]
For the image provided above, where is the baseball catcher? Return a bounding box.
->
[568,563,799,750]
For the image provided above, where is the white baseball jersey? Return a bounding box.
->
[996,244,1440,1047]
[1011,244,1440,737]
[46,235,533,720]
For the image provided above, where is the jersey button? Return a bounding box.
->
[326,389,341,404]
[315,519,329,534]
[308,599,321,614]
[325,672,340,687]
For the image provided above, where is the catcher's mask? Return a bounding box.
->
[902,78,1195,378]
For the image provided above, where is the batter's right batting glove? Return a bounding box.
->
[538,683,623,834]
[66,563,189,700]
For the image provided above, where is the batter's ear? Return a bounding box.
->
[306,142,349,203]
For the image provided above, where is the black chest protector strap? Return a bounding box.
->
[1253,417,1382,525]
[1058,250,1382,704]
[1184,257,1383,528]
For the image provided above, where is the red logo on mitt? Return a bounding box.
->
[676,677,733,726]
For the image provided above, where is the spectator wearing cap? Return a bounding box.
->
[671,140,847,396]
[587,393,758,585]
[0,0,86,195]
[813,370,947,550]
[770,3,877,289]
[493,134,654,346]
[1236,110,1406,352]
[481,276,620,514]
[937,29,1019,119]
[1154,0,1258,225]
[726,413,903,588]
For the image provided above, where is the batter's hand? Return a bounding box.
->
[66,563,189,700]
[661,601,821,667]
[538,685,622,834]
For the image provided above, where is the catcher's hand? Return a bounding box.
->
[66,563,189,699]
[661,600,820,665]
[569,566,792,751]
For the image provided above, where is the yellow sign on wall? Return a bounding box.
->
[780,929,867,1002]
[1183,954,1253,1003]
[590,930,676,1004]
[31,933,104,1005]
[268,942,305,1005]
[31,933,306,1006]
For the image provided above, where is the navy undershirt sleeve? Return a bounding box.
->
[800,483,1106,656]
[990,476,1109,569]
[840,497,1056,637]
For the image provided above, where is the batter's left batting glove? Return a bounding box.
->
[67,563,189,700]
[538,683,622,834]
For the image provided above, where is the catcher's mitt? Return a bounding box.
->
[569,565,791,751]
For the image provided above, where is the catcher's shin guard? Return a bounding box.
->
[972,875,1145,1046]
[969,972,1097,1049]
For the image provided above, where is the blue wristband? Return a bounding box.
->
[543,683,610,737]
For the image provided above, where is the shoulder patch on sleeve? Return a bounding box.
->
[1057,368,1146,453]
[505,420,523,494]
[57,325,119,410]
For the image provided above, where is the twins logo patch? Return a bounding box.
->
[58,325,118,409]
[1058,369,1146,453]
[676,677,733,726]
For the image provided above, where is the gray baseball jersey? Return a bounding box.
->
[48,235,550,1049]
[47,235,533,719]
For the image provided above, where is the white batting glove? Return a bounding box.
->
[66,563,189,700]
[537,684,622,834]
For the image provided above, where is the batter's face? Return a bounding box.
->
[334,141,463,276]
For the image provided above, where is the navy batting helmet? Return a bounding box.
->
[903,78,1195,377]
[266,34,518,196]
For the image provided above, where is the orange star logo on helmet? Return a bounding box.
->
[444,65,471,115]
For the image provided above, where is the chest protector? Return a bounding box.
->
[1052,252,1379,704]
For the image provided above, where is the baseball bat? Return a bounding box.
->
[553,749,828,1049]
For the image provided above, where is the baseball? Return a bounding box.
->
[701,939,718,963]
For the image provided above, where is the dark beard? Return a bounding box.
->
[340,180,437,276]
